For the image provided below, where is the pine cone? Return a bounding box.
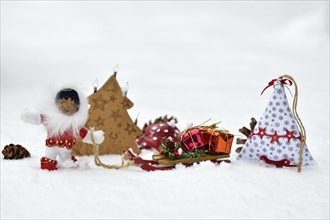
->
[162,137,176,152]
[2,144,31,159]
[236,117,257,153]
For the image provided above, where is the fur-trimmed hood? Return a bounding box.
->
[38,83,89,137]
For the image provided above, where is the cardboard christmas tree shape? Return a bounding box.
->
[237,75,314,171]
[72,73,142,155]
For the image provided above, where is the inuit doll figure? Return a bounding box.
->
[21,86,104,171]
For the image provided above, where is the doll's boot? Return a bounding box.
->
[40,157,58,171]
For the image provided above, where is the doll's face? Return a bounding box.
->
[57,98,78,115]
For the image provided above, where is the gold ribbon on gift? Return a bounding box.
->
[186,130,198,150]
[219,129,230,153]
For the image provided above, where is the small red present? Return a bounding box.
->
[201,128,234,154]
[181,128,207,152]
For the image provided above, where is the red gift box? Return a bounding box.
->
[201,128,234,154]
[181,128,207,152]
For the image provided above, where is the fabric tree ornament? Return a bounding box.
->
[72,73,141,155]
[237,75,314,172]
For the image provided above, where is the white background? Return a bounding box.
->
[1,1,329,219]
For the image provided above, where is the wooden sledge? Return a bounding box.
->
[128,153,232,171]
[152,153,231,165]
[90,128,231,172]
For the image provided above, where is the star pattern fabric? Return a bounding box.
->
[238,84,314,167]
[72,75,142,155]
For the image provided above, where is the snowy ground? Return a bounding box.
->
[1,1,329,219]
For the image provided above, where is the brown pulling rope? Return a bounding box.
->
[90,127,139,169]
[279,75,306,173]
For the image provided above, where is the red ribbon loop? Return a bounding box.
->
[260,156,297,167]
[260,78,293,95]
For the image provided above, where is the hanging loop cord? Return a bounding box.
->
[279,75,306,173]
[90,127,138,169]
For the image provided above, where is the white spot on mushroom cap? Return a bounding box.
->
[169,119,176,127]
[164,129,169,133]
[152,137,158,140]
[157,128,161,132]
[152,125,158,130]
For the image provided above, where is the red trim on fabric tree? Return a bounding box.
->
[260,156,297,167]
[250,127,301,143]
[270,131,280,143]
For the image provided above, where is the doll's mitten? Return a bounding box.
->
[21,111,41,125]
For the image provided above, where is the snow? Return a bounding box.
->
[1,1,329,219]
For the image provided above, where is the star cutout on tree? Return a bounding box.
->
[257,127,267,139]
[270,131,280,143]
[91,95,108,111]
[109,131,119,140]
[109,95,117,103]
[110,109,122,122]
[94,116,105,127]
[125,123,136,135]
[121,99,131,108]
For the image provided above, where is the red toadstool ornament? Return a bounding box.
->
[136,116,180,152]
